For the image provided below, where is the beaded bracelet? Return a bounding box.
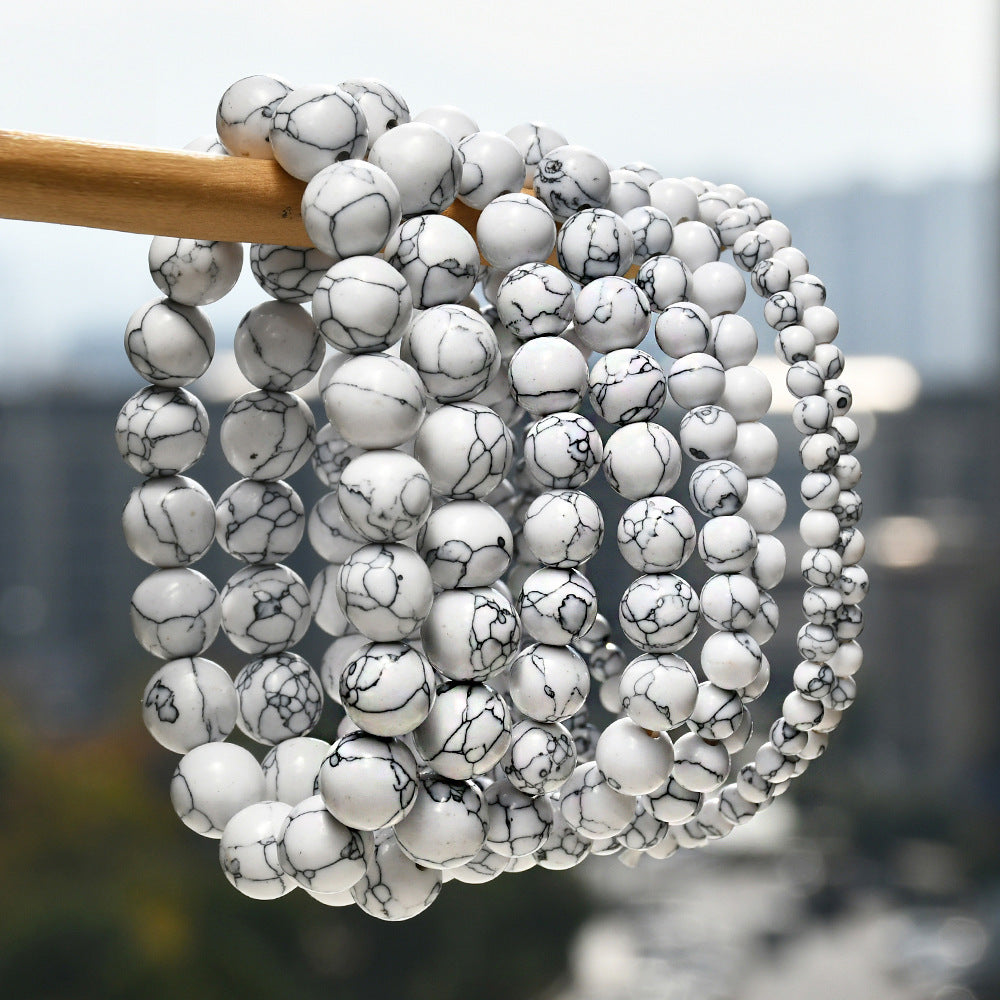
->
[118,73,865,920]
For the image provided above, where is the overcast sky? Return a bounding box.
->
[0,0,995,373]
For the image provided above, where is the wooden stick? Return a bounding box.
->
[0,130,484,246]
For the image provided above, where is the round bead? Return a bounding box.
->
[669,220,721,270]
[339,641,435,736]
[220,390,315,481]
[524,412,603,489]
[689,460,748,517]
[522,490,605,567]
[731,421,779,477]
[518,567,598,645]
[413,105,479,143]
[368,121,461,215]
[679,405,738,460]
[559,762,635,839]
[589,349,666,425]
[403,304,500,402]
[709,314,758,369]
[752,257,791,297]
[719,365,772,421]
[130,567,220,659]
[655,302,711,358]
[278,795,368,893]
[508,336,589,415]
[533,145,611,220]
[556,208,634,283]
[507,643,590,722]
[803,304,840,344]
[301,160,402,260]
[602,422,682,500]
[219,801,296,899]
[216,478,305,564]
[732,230,774,271]
[764,290,802,330]
[338,78,410,150]
[149,237,243,306]
[476,782,551,863]
[261,737,331,805]
[619,574,700,653]
[221,564,311,654]
[123,475,215,567]
[623,206,673,263]
[476,192,557,270]
[125,297,214,387]
[535,808,592,870]
[351,836,442,921]
[596,718,674,795]
[233,301,323,391]
[250,244,336,303]
[318,731,418,830]
[413,681,512,780]
[619,652,698,730]
[636,255,691,310]
[671,732,730,792]
[170,741,266,839]
[421,586,521,680]
[495,262,575,339]
[506,121,568,183]
[216,74,292,157]
[698,515,758,572]
[414,402,514,498]
[384,214,480,308]
[142,657,238,753]
[234,651,322,744]
[646,776,703,823]
[502,720,577,795]
[270,85,367,181]
[607,168,650,215]
[699,574,760,631]
[337,451,432,542]
[700,630,762,690]
[457,131,526,209]
[689,260,746,317]
[308,491,364,563]
[573,276,651,353]
[116,386,209,477]
[312,255,412,354]
[337,543,434,641]
[617,496,696,574]
[394,775,488,869]
[648,178,698,223]
[417,500,512,589]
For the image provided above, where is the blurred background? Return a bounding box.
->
[0,2,997,997]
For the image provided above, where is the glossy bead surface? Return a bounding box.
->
[368,121,462,215]
[234,651,323,744]
[219,801,296,899]
[125,297,214,387]
[123,475,215,567]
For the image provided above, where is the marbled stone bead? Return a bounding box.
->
[116,386,209,477]
[588,349,666,426]
[216,478,305,564]
[618,652,698,730]
[602,422,682,500]
[689,460,749,517]
[698,515,758,573]
[672,732,731,792]
[595,718,674,795]
[125,297,214,387]
[618,574,699,653]
[233,650,322,746]
[130,567,221,659]
[623,205,673,263]
[123,475,215,567]
[171,742,266,839]
[505,121,568,183]
[507,643,589,722]
[142,656,238,753]
[384,213,480,307]
[495,262,575,339]
[522,490,604,568]
[533,145,611,220]
[524,412,603,490]
[261,737,332,805]
[476,193,556,270]
[339,77,410,150]
[483,777,554,857]
[518,567,598,645]
[278,794,369,892]
[508,336,589,416]
[351,835,442,921]
[337,451,433,542]
[368,121,462,215]
[573,275,651,354]
[534,806,592,870]
[556,208,634,284]
[559,762,635,840]
[148,237,243,307]
[636,254,692,310]
[220,389,316,481]
[502,720,577,795]
[221,563,311,655]
[250,243,335,303]
[456,130,526,209]
[233,301,324,391]
[394,774,488,869]
[617,495,696,574]
[216,74,292,157]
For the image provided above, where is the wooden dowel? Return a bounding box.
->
[0,130,485,246]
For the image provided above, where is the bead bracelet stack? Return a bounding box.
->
[116,72,866,920]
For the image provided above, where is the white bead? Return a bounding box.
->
[506,121,568,183]
[618,652,698,729]
[476,193,556,270]
[708,314,758,369]
[752,257,792,297]
[508,643,589,722]
[270,85,367,181]
[799,509,841,548]
[700,574,760,631]
[773,246,809,277]
[617,496,696,573]
[744,532,786,589]
[251,243,335,303]
[222,563,311,654]
[719,365,772,421]
[619,574,700,653]
[698,515,757,572]
[535,808,592,870]
[623,206,673,263]
[142,657,237,753]
[637,255,691,310]
[508,337,589,415]
[679,405,738,460]
[518,567,597,644]
[646,776,703,823]
[689,261,746,317]
[414,402,514,498]
[802,304,839,344]
[403,304,500,403]
[556,208,634,284]
[700,630,762,689]
[667,353,726,408]
[689,683,747,740]
[603,422,682,500]
[338,78,410,150]
[730,421,779,477]
[596,718,674,795]
[219,801,296,899]
[301,160,402,260]
[776,324,817,365]
[312,255,412,354]
[308,491,364,563]
[523,490,604,567]
[125,297,214,387]
[234,652,323,744]
[648,178,698,224]
[368,121,461,215]
[413,681,511,779]
[669,220,722,270]
[496,262,575,339]
[216,74,292,157]
[393,774,488,868]
[337,451,432,542]
[502,720,577,795]
[351,836,442,921]
[732,230,774,271]
[124,475,215,568]
[589,349,666,425]
[689,460,748,517]
[671,733,730,792]
[484,778,554,857]
[559,762,636,839]
[417,500,512,588]
[607,168,651,215]
[421,586,521,680]
[457,131,526,209]
[384,214,479,308]
[130,567,220,659]
[278,795,368,892]
[764,290,803,330]
[233,301,323,391]
[149,237,243,307]
[318,731,418,829]
[533,144,611,220]
[573,276,651,353]
[221,390,316,481]
[339,640,435,735]
[654,302,711,358]
[262,737,331,805]
[310,566,352,637]
[757,218,792,249]
[524,412,603,489]
[740,477,787,532]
